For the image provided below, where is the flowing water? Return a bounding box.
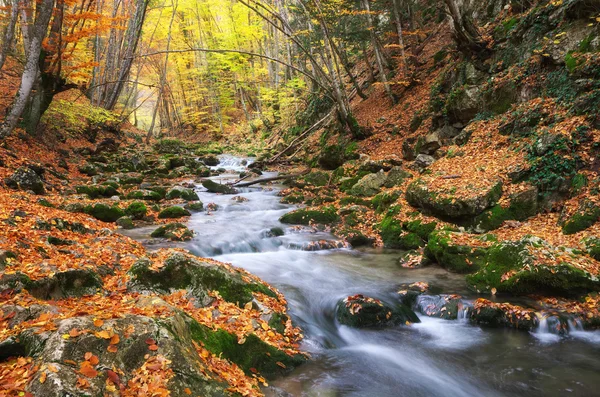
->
[130,155,600,397]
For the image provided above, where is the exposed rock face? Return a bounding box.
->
[336,294,419,328]
[5,167,45,194]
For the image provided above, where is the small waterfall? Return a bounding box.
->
[456,301,472,323]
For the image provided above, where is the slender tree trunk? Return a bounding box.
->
[0,0,19,71]
[104,0,149,110]
[0,0,55,139]
[19,0,31,58]
[361,0,395,103]
[391,0,407,72]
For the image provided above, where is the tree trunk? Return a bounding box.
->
[0,0,55,139]
[361,0,396,103]
[443,0,488,56]
[103,0,149,110]
[0,0,19,71]
[391,0,408,73]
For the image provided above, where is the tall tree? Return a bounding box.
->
[0,0,19,71]
[0,0,55,139]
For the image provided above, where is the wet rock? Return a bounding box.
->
[469,299,538,330]
[336,294,419,328]
[397,282,431,307]
[406,178,503,219]
[158,206,191,219]
[231,195,249,203]
[151,223,193,241]
[280,208,339,225]
[414,294,465,320]
[287,240,349,251]
[266,227,284,237]
[5,167,45,194]
[425,231,488,274]
[202,179,238,194]
[166,186,199,201]
[397,250,432,268]
[184,201,204,212]
[201,155,219,166]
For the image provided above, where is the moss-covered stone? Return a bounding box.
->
[279,207,339,225]
[184,201,204,212]
[467,237,600,295]
[280,194,305,204]
[166,187,200,201]
[126,189,162,201]
[76,184,119,198]
[425,231,487,273]
[189,321,305,379]
[406,179,503,219]
[24,270,102,300]
[151,223,194,241]
[202,180,238,194]
[336,294,419,328]
[158,206,191,219]
[303,171,330,187]
[371,191,400,213]
[583,237,600,260]
[116,216,135,229]
[47,236,74,246]
[350,171,388,197]
[562,202,600,235]
[84,203,125,223]
[125,201,147,220]
[128,252,276,306]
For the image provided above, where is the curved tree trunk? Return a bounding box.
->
[0,0,55,139]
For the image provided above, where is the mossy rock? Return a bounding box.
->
[158,206,191,219]
[189,321,306,379]
[467,237,600,295]
[78,163,98,176]
[151,223,194,241]
[35,218,91,234]
[268,227,285,237]
[406,179,503,219]
[583,237,600,260]
[336,294,419,328]
[303,171,330,187]
[279,207,339,225]
[116,216,135,230]
[384,166,411,188]
[84,203,125,223]
[561,202,600,235]
[184,201,204,212]
[166,187,200,201]
[26,270,102,300]
[47,236,74,246]
[339,196,372,207]
[414,295,464,320]
[76,184,119,199]
[126,189,162,201]
[425,231,488,273]
[128,252,277,306]
[350,171,388,197]
[202,180,238,194]
[379,216,436,250]
[281,194,305,204]
[125,201,147,220]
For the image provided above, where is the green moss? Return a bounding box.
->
[584,238,600,260]
[339,196,372,207]
[84,203,125,223]
[184,201,204,212]
[304,171,330,187]
[125,202,147,220]
[562,205,600,235]
[76,184,119,199]
[405,220,437,240]
[151,223,193,241]
[126,190,162,201]
[378,215,403,248]
[189,321,305,379]
[158,206,191,219]
[268,312,288,335]
[154,138,186,154]
[269,227,285,237]
[425,231,487,273]
[279,207,339,225]
[166,187,199,201]
[571,173,588,194]
[280,194,305,204]
[372,191,400,214]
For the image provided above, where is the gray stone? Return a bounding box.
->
[414,154,435,170]
[350,171,388,197]
[5,167,45,195]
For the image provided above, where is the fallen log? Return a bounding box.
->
[232,169,310,187]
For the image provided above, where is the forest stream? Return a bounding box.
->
[124,155,600,397]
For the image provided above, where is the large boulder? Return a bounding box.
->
[202,180,238,194]
[406,178,503,219]
[336,294,419,328]
[467,237,600,295]
[166,186,200,201]
[128,252,277,306]
[5,167,45,194]
[350,171,388,197]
